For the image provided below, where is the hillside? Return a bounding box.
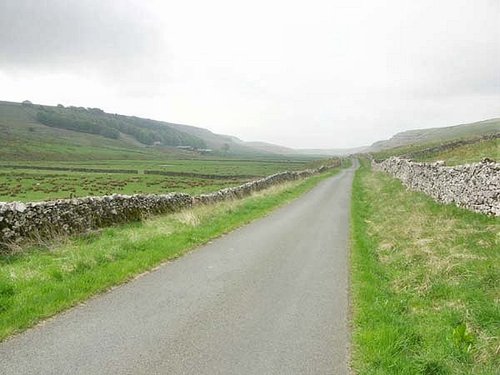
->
[0,100,296,161]
[243,141,296,155]
[369,118,500,152]
[165,123,276,156]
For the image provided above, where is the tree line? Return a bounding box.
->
[35,107,206,148]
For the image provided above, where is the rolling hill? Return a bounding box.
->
[369,118,500,152]
[2,99,498,162]
[367,118,500,163]
[0,100,297,161]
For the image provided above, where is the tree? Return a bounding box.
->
[222,143,230,156]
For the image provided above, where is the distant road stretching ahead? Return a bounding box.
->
[1,162,357,375]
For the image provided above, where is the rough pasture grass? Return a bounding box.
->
[0,157,315,177]
[0,169,338,341]
[418,138,499,165]
[0,157,325,202]
[0,168,249,202]
[350,161,499,374]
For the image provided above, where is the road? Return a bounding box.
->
[0,163,356,375]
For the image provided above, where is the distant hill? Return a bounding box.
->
[368,118,500,152]
[296,146,369,156]
[294,118,499,157]
[0,100,297,160]
[164,123,281,156]
[243,142,296,155]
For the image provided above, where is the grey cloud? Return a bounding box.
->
[0,0,170,94]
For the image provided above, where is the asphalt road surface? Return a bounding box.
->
[1,163,356,374]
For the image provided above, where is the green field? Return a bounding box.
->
[0,157,325,202]
[0,157,311,176]
[0,169,247,202]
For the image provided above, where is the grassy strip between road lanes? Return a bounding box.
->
[0,168,339,341]
[350,160,499,374]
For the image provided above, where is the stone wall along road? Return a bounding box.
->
[372,157,499,216]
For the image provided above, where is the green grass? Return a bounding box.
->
[418,138,499,165]
[0,100,168,161]
[0,168,338,341]
[0,157,312,176]
[0,157,328,202]
[0,169,250,202]
[350,160,499,374]
[372,135,499,165]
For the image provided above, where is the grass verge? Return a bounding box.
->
[350,160,499,374]
[0,169,339,341]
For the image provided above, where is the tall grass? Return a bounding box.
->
[350,161,499,374]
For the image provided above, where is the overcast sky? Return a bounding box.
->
[1,0,499,148]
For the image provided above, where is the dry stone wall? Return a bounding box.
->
[0,193,193,250]
[372,157,500,216]
[0,162,339,251]
[194,169,319,204]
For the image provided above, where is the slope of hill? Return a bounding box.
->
[368,118,500,164]
[164,122,273,155]
[369,118,500,152]
[243,141,296,155]
[416,135,499,165]
[0,100,296,160]
[34,105,207,148]
[0,101,162,161]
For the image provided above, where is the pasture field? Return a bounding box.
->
[0,169,249,202]
[0,157,311,176]
[0,157,321,202]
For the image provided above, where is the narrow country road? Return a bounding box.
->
[0,163,357,375]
